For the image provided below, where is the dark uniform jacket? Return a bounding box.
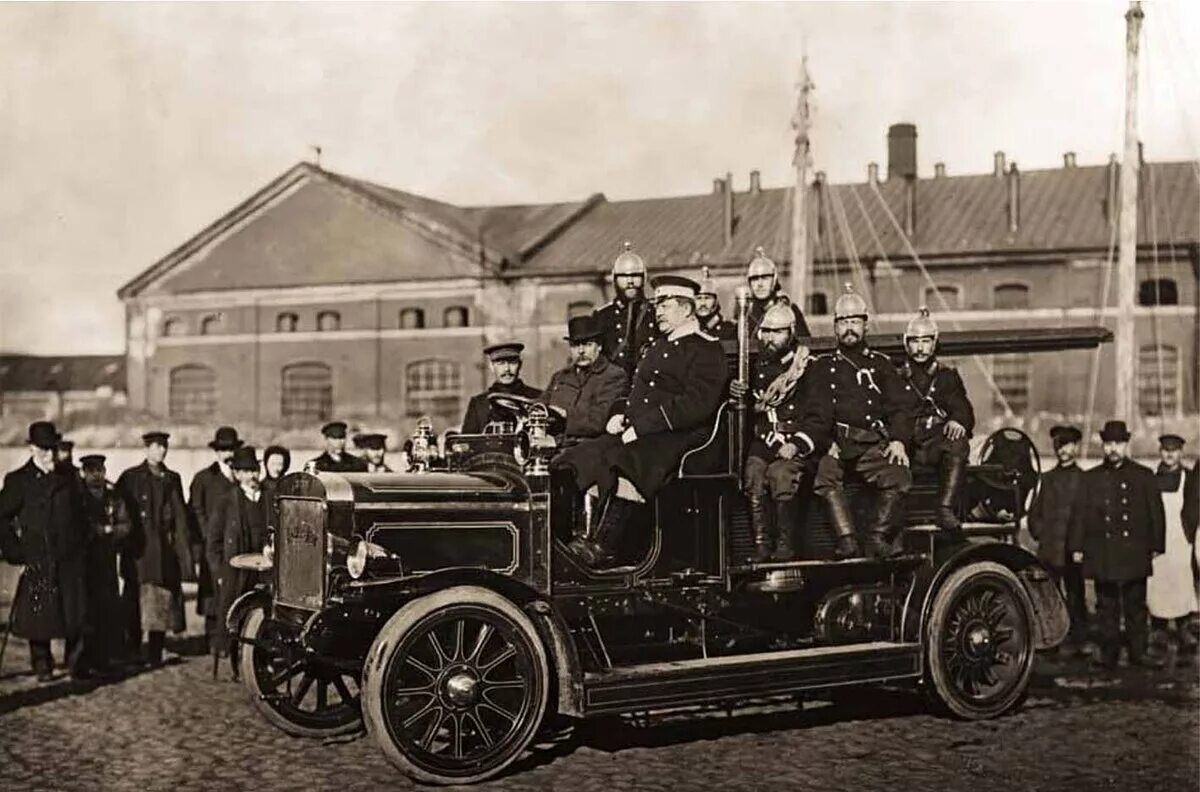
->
[898,359,975,441]
[205,486,268,652]
[309,451,369,473]
[596,295,659,376]
[82,481,131,655]
[746,293,811,339]
[1067,459,1166,581]
[1157,463,1199,544]
[1027,462,1083,568]
[0,460,90,641]
[543,356,628,438]
[116,462,194,590]
[189,463,235,615]
[804,346,916,458]
[461,379,542,434]
[748,346,831,459]
[700,313,737,342]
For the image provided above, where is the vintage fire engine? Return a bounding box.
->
[226,320,1110,786]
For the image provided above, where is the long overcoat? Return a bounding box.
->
[0,460,90,641]
[116,462,194,590]
[543,356,629,438]
[189,463,236,616]
[205,487,268,653]
[82,481,131,655]
[1067,459,1166,581]
[1027,463,1084,568]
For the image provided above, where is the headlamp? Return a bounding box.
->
[346,538,398,580]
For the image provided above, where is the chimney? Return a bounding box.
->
[867,162,879,185]
[749,169,762,193]
[934,162,946,178]
[1063,151,1077,168]
[713,177,725,194]
[887,123,918,180]
[1006,163,1020,233]
[814,171,827,241]
[993,151,1006,177]
[903,177,917,237]
[1105,153,1119,224]
[722,171,734,246]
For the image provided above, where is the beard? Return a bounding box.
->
[838,330,862,349]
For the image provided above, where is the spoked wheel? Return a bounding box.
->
[925,561,1036,720]
[362,586,549,786]
[239,608,363,737]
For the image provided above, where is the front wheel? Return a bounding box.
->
[924,561,1036,720]
[362,586,549,786]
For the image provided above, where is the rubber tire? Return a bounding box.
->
[239,608,363,738]
[361,585,550,786]
[924,561,1036,720]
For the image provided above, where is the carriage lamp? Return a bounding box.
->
[262,531,275,565]
[405,416,438,471]
[347,538,402,580]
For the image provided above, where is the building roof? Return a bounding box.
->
[0,355,126,392]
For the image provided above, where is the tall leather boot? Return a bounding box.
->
[772,498,802,561]
[146,631,165,668]
[567,497,635,569]
[864,489,905,560]
[748,491,773,562]
[823,490,862,559]
[936,454,967,533]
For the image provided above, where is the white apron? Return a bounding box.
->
[1148,473,1198,619]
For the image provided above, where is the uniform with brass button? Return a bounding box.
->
[594,242,660,378]
[695,266,737,341]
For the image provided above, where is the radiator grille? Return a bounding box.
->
[276,498,325,611]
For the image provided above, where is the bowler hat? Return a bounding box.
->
[229,446,259,472]
[1158,433,1186,450]
[79,454,106,471]
[141,431,170,446]
[321,421,348,439]
[564,315,603,344]
[1098,420,1131,442]
[207,426,243,451]
[27,421,59,450]
[483,342,524,362]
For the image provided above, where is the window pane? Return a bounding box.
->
[406,359,461,422]
[317,311,340,332]
[1138,278,1178,306]
[400,308,426,329]
[169,365,217,420]
[992,353,1030,414]
[443,307,469,328]
[807,292,829,315]
[162,318,182,337]
[276,312,298,332]
[923,285,960,309]
[1138,345,1178,416]
[199,315,221,336]
[281,363,333,423]
[993,284,1030,310]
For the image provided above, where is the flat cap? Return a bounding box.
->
[321,421,348,438]
[79,454,106,470]
[483,342,524,361]
[651,274,700,301]
[141,431,170,446]
[1158,433,1186,449]
[354,433,388,450]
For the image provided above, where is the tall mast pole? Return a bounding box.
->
[789,57,814,307]
[1115,1,1143,426]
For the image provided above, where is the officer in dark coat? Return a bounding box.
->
[695,267,737,342]
[595,242,660,377]
[206,446,268,664]
[0,422,90,681]
[188,426,242,651]
[1067,420,1166,669]
[809,285,916,559]
[898,307,975,531]
[355,433,393,472]
[744,246,810,339]
[309,422,369,472]
[730,302,830,561]
[116,431,195,667]
[543,315,629,439]
[460,343,542,433]
[1027,425,1088,654]
[79,454,131,673]
[557,275,727,569]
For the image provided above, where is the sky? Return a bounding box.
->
[1,1,1197,356]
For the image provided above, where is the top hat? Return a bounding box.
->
[229,446,259,472]
[483,342,524,362]
[321,421,348,439]
[1158,433,1186,450]
[1098,420,1131,442]
[27,421,59,450]
[354,433,387,450]
[141,431,170,446]
[79,454,107,471]
[650,275,700,302]
[1049,424,1082,446]
[564,314,603,344]
[207,426,243,451]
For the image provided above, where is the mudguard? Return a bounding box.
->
[225,586,273,634]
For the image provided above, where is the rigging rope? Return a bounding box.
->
[848,184,914,315]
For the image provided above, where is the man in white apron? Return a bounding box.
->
[1147,433,1199,658]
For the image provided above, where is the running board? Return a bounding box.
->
[582,641,921,716]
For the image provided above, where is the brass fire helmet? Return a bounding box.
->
[759,301,796,331]
[904,306,940,345]
[833,283,869,320]
[746,246,777,283]
[697,266,719,297]
[611,241,647,279]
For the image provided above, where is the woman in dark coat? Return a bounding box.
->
[79,454,132,671]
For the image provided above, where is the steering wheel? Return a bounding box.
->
[486,393,566,436]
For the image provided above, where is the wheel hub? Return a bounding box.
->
[442,668,480,708]
[965,624,992,655]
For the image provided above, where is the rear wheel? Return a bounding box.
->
[362,586,549,785]
[924,561,1035,719]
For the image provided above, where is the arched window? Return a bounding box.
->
[406,359,462,421]
[807,292,829,316]
[199,314,222,336]
[399,308,425,330]
[317,311,341,332]
[923,285,961,310]
[992,353,1031,415]
[993,283,1030,310]
[1138,278,1178,306]
[281,362,333,422]
[161,317,183,337]
[168,365,217,420]
[567,301,595,320]
[1139,345,1179,416]
[443,306,470,328]
[276,312,299,333]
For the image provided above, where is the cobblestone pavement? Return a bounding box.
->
[0,629,1196,792]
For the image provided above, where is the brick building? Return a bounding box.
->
[118,126,1199,434]
[0,354,126,423]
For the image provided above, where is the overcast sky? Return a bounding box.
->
[1,1,1197,355]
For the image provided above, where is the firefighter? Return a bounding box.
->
[695,266,736,341]
[461,342,542,433]
[594,242,659,376]
[899,307,974,532]
[744,246,810,339]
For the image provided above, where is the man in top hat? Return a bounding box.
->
[1028,424,1090,655]
[1147,433,1199,656]
[743,246,810,339]
[808,284,917,559]
[1068,420,1165,669]
[205,446,268,676]
[595,242,660,377]
[0,421,91,681]
[898,307,975,533]
[115,431,195,667]
[543,314,629,440]
[79,453,131,673]
[354,433,393,473]
[309,421,369,472]
[188,425,242,650]
[556,275,727,569]
[460,342,542,434]
[694,266,737,342]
